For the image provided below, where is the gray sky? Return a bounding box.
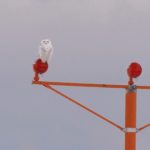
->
[0,0,150,149]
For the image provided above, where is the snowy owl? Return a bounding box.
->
[39,39,54,63]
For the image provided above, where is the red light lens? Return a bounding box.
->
[127,62,142,78]
[33,59,48,74]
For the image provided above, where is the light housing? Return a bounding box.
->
[127,62,142,78]
[33,58,48,74]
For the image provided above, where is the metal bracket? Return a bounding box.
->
[127,84,137,92]
[123,128,139,133]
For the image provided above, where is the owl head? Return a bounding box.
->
[40,39,52,51]
[41,39,51,45]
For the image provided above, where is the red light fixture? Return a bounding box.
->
[33,58,48,81]
[127,62,142,84]
[33,59,48,74]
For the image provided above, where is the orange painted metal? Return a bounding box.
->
[125,88,137,150]
[136,85,150,90]
[42,83,124,131]
[34,72,39,81]
[33,80,150,90]
[138,124,150,131]
[32,80,150,150]
[32,81,128,89]
[125,133,136,150]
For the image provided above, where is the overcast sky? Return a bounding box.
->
[0,0,150,150]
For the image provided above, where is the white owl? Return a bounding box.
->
[39,39,54,63]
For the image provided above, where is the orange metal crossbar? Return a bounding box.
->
[136,86,150,90]
[33,81,150,90]
[42,83,124,131]
[138,124,150,131]
[32,81,128,89]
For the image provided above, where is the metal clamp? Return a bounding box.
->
[127,84,137,92]
[123,128,139,133]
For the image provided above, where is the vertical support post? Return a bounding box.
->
[34,72,39,81]
[125,85,137,150]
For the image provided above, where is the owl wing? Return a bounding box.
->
[39,46,54,63]
[46,47,54,63]
[39,46,48,63]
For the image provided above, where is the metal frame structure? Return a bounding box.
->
[32,76,150,150]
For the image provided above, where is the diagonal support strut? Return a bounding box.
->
[138,124,150,132]
[42,83,124,132]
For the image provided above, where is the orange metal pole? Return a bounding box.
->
[125,85,137,150]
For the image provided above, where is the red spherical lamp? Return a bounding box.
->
[33,59,48,81]
[33,59,48,74]
[127,62,142,84]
